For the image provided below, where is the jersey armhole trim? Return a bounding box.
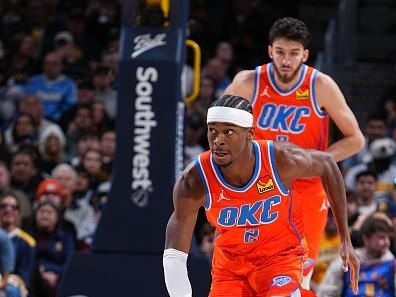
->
[310,70,326,118]
[195,156,212,210]
[267,141,289,196]
[251,66,261,106]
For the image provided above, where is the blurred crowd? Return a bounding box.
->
[0,0,395,296]
[0,0,119,296]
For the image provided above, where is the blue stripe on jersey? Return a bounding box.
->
[211,141,261,192]
[310,70,326,118]
[251,66,261,106]
[268,141,289,195]
[268,63,307,95]
[195,156,212,210]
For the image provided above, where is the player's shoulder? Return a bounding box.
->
[175,158,206,199]
[233,69,255,84]
[314,70,338,89]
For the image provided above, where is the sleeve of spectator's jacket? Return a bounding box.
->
[0,230,15,274]
[16,240,36,285]
[317,256,344,297]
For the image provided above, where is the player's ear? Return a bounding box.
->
[268,45,273,59]
[302,49,309,63]
[247,126,255,140]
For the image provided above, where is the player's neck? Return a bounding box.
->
[272,66,304,91]
[220,143,255,187]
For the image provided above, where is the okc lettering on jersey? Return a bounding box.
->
[217,196,281,227]
[257,103,311,133]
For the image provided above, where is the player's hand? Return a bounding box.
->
[340,240,360,295]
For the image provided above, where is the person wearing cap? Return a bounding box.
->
[345,138,396,198]
[28,179,77,242]
[53,30,85,80]
[163,94,359,297]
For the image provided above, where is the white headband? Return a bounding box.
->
[207,106,253,128]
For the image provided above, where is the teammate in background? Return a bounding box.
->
[223,17,365,289]
[163,95,359,297]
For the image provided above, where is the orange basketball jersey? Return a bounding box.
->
[195,140,305,257]
[251,63,329,151]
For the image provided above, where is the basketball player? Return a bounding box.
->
[223,17,365,288]
[163,95,359,297]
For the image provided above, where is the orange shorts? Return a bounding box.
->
[209,248,304,297]
[291,184,328,263]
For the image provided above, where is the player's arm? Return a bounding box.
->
[315,73,365,162]
[223,70,255,101]
[274,142,359,294]
[163,161,206,297]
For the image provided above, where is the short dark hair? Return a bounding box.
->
[355,170,377,182]
[361,215,393,238]
[269,17,311,48]
[210,94,252,113]
[367,113,386,124]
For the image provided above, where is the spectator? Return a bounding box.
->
[197,221,215,264]
[350,171,396,248]
[100,130,116,173]
[0,193,35,287]
[30,178,76,242]
[184,114,205,167]
[25,52,77,122]
[51,164,96,250]
[0,227,23,297]
[0,161,31,222]
[345,138,396,198]
[342,114,387,174]
[30,200,75,297]
[52,30,86,80]
[311,210,340,292]
[78,149,109,191]
[0,130,11,163]
[90,180,111,236]
[214,41,237,77]
[318,214,395,297]
[73,168,94,204]
[201,57,231,98]
[186,76,217,119]
[10,149,43,202]
[66,105,95,154]
[4,113,39,153]
[93,65,117,119]
[18,95,64,142]
[92,100,114,135]
[68,132,100,167]
[37,125,66,176]
[1,33,37,84]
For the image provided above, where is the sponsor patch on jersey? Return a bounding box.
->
[296,87,309,100]
[256,175,274,193]
[272,275,292,287]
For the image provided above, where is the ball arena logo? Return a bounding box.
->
[131,33,167,58]
[131,67,158,208]
[256,175,275,193]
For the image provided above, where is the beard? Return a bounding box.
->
[273,61,304,84]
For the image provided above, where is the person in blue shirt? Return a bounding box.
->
[24,52,77,122]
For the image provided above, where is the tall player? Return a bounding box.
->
[163,95,359,297]
[223,17,365,288]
